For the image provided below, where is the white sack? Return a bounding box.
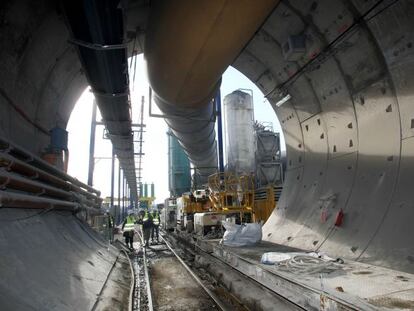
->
[221,221,262,247]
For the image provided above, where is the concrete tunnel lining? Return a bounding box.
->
[0,4,414,309]
[0,209,132,311]
[231,0,414,273]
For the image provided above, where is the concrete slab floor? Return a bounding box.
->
[199,239,414,310]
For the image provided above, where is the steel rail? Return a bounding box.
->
[142,245,153,311]
[121,249,135,311]
[166,231,307,311]
[135,228,154,311]
[159,233,229,311]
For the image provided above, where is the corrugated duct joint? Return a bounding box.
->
[144,0,279,183]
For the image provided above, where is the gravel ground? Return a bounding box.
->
[150,256,220,311]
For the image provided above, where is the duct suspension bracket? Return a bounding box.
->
[68,38,129,51]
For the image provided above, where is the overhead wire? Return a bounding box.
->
[0,88,50,136]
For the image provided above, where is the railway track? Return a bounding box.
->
[132,228,153,311]
[125,227,301,311]
[158,233,235,311]
[160,230,304,311]
[127,226,244,311]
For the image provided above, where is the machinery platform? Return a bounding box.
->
[196,239,414,310]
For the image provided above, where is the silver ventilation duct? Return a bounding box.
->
[144,0,280,183]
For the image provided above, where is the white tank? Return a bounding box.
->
[223,90,255,175]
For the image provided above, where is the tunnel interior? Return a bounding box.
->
[0,0,413,288]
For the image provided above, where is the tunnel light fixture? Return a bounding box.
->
[275,93,291,107]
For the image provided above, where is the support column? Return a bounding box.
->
[122,176,126,220]
[117,162,121,224]
[87,101,97,186]
[110,146,115,210]
[216,90,224,173]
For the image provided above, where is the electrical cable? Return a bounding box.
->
[0,88,50,136]
[366,0,401,21]
[0,206,55,222]
[277,254,342,275]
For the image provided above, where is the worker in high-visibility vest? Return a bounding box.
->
[151,209,160,244]
[122,211,137,249]
[140,210,153,247]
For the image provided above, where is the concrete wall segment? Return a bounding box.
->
[0,1,84,154]
[234,0,414,272]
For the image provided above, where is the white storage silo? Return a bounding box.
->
[223,90,255,175]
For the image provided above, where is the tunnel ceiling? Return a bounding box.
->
[0,0,413,273]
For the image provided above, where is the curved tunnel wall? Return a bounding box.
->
[233,0,414,273]
[0,1,87,154]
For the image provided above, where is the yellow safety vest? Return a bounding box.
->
[143,212,149,222]
[124,216,135,232]
[153,212,159,225]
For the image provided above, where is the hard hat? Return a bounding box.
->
[127,210,134,215]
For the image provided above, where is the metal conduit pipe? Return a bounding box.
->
[0,170,72,200]
[0,136,102,212]
[145,0,280,181]
[0,191,78,210]
[0,137,100,196]
[0,152,102,204]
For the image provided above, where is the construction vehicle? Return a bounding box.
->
[208,172,254,221]
[176,191,211,232]
[161,198,177,231]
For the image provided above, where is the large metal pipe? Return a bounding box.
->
[0,152,101,204]
[145,0,279,181]
[0,170,72,200]
[0,136,102,214]
[0,191,78,210]
[0,136,100,196]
